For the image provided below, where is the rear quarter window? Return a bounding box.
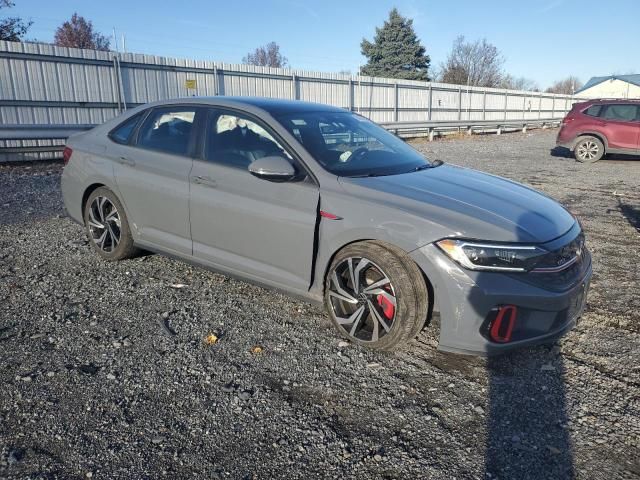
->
[109,112,145,144]
[583,105,602,117]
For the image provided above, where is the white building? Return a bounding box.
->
[575,75,640,99]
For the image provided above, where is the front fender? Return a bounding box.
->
[309,190,449,298]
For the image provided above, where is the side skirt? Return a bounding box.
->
[133,240,325,307]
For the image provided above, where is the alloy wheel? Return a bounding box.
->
[327,257,397,342]
[576,140,599,161]
[87,196,121,252]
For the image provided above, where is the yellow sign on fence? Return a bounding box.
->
[185,79,197,90]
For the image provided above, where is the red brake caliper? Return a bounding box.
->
[376,288,395,320]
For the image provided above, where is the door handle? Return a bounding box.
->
[117,156,135,167]
[192,175,217,187]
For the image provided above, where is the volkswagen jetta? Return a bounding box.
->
[61,97,591,355]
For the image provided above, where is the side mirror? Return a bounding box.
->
[248,156,297,182]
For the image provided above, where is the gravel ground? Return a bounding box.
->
[1,129,639,479]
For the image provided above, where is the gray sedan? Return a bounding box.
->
[61,97,592,355]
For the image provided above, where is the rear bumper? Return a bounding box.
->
[410,244,592,356]
[556,140,574,150]
[555,130,574,150]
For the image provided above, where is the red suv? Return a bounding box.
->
[556,99,640,163]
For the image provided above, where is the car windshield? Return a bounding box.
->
[276,111,433,177]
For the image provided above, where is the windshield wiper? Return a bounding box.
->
[348,172,389,178]
[409,160,444,173]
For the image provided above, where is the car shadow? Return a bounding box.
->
[479,210,576,478]
[485,349,573,479]
[618,199,640,232]
[550,146,572,159]
[550,146,640,163]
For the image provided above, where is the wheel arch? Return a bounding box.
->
[81,183,106,213]
[319,238,434,320]
[573,132,608,151]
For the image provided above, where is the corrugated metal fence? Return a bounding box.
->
[0,40,578,161]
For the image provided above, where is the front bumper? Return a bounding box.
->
[410,243,592,356]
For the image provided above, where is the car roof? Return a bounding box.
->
[145,96,347,116]
[578,98,640,105]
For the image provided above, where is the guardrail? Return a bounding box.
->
[0,118,562,159]
[379,118,562,140]
[0,124,94,154]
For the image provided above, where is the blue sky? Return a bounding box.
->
[10,0,640,89]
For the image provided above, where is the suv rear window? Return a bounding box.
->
[602,104,638,121]
[583,105,602,117]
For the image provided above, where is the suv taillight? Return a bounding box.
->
[62,146,73,165]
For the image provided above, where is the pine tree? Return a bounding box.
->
[360,8,430,81]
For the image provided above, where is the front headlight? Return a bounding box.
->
[436,239,548,272]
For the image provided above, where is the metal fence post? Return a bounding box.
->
[394,83,399,122]
[482,89,486,120]
[458,86,462,121]
[291,74,297,100]
[348,78,354,112]
[112,54,122,113]
[503,90,508,120]
[551,96,555,118]
[213,66,218,96]
[427,84,432,121]
[539,92,542,119]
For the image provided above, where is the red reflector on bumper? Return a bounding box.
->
[490,305,517,343]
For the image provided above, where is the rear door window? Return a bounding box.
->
[136,108,198,156]
[601,104,638,122]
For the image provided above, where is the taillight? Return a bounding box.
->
[62,146,73,165]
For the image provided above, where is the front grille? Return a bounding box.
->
[532,232,585,273]
[508,232,591,292]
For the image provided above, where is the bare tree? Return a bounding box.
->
[54,13,110,51]
[440,36,504,87]
[242,42,288,68]
[0,0,32,41]
[545,76,582,94]
[500,74,540,92]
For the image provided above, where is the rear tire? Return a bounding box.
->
[83,187,138,261]
[574,136,605,163]
[324,241,429,351]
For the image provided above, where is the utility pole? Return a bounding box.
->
[112,28,118,53]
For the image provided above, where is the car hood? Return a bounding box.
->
[339,164,575,244]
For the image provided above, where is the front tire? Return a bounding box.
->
[574,136,605,163]
[324,241,429,351]
[83,187,138,261]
